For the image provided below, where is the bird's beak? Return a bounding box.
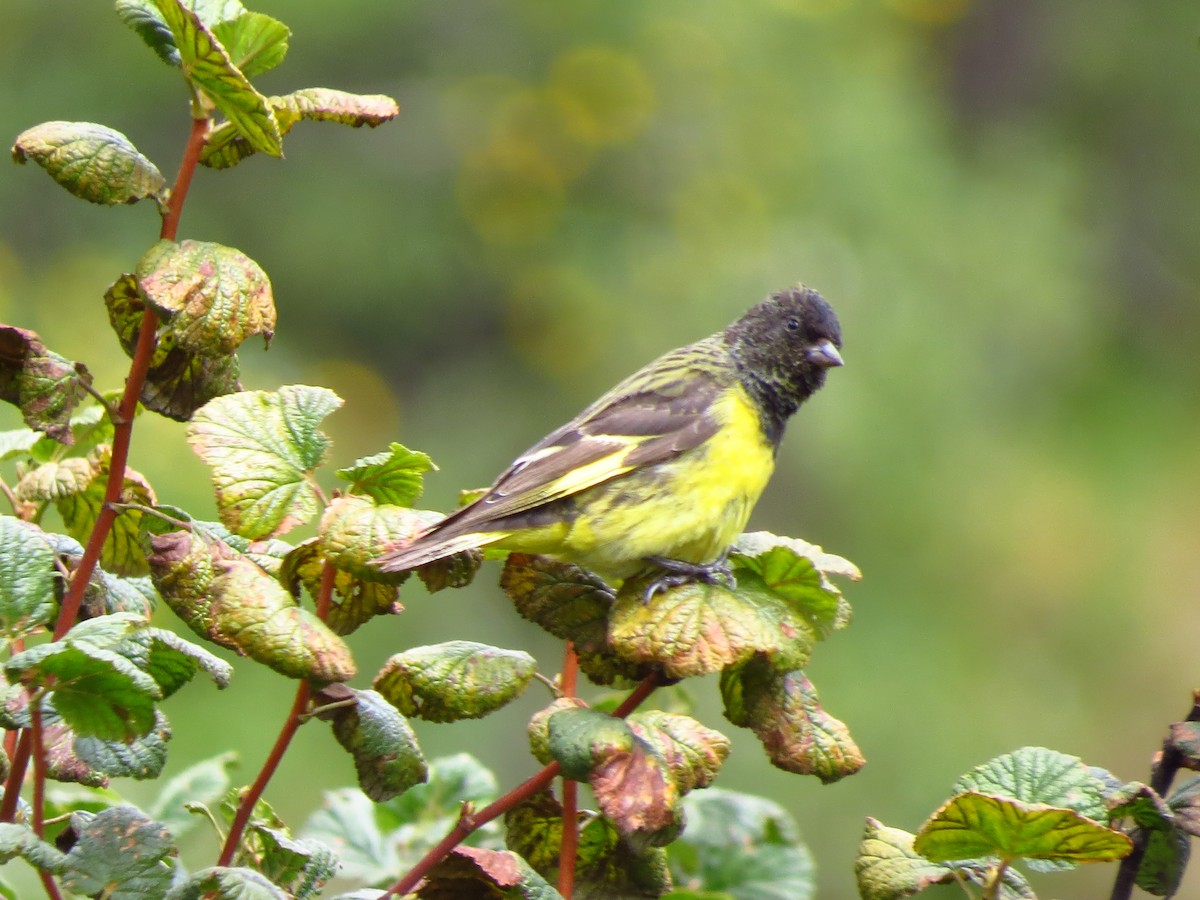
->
[806,339,844,368]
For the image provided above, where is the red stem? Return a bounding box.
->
[29,702,45,837]
[0,729,31,822]
[216,681,311,867]
[215,563,334,867]
[380,669,662,898]
[557,642,580,898]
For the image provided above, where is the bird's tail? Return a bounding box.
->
[375,528,501,573]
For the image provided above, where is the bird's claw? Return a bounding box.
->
[642,554,735,603]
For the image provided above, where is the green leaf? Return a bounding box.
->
[146,529,242,652]
[73,710,171,779]
[166,866,289,900]
[136,239,275,355]
[720,657,864,782]
[148,751,238,839]
[956,746,1110,820]
[0,427,41,461]
[373,641,536,722]
[729,532,859,638]
[610,576,814,680]
[6,618,162,741]
[914,790,1132,864]
[315,685,427,802]
[1109,781,1190,896]
[201,88,399,170]
[0,821,69,873]
[669,788,815,900]
[11,122,166,206]
[318,495,431,583]
[211,12,290,78]
[188,386,342,539]
[209,555,356,683]
[855,818,957,900]
[80,570,158,621]
[0,516,57,639]
[301,754,499,884]
[151,0,282,156]
[106,272,241,421]
[247,825,337,900]
[629,709,730,796]
[501,553,644,685]
[1170,775,1200,839]
[115,625,234,697]
[336,442,434,507]
[60,806,175,899]
[49,445,156,577]
[0,325,92,444]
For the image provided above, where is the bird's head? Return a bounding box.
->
[726,286,843,411]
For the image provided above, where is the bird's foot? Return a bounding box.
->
[642,554,735,602]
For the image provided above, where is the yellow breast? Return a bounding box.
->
[552,384,776,579]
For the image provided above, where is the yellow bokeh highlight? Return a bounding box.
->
[505,267,615,380]
[488,88,596,183]
[456,144,566,246]
[548,45,657,146]
[672,171,770,258]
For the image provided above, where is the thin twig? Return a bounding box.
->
[29,700,46,836]
[557,642,580,899]
[1109,691,1200,900]
[215,562,335,867]
[380,669,663,898]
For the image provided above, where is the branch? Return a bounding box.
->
[380,669,663,898]
[215,562,335,867]
[1109,691,1200,900]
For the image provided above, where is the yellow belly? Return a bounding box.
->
[502,385,776,580]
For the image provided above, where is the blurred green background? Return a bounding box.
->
[3,1,1199,897]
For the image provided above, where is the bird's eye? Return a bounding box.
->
[785,317,801,332]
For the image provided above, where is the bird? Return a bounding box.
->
[376,286,843,597]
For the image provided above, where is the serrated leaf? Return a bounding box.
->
[116,625,234,697]
[212,12,289,78]
[80,570,158,620]
[855,818,955,900]
[149,751,238,839]
[44,718,109,787]
[11,122,166,206]
[670,788,815,900]
[201,88,399,169]
[151,0,282,156]
[373,641,536,722]
[282,537,404,636]
[0,427,41,461]
[146,529,242,651]
[0,325,92,444]
[1108,780,1191,896]
[301,754,499,885]
[6,620,162,741]
[0,516,57,638]
[315,685,427,802]
[501,553,644,685]
[629,709,730,796]
[73,709,171,779]
[0,822,69,873]
[106,273,241,421]
[188,386,342,539]
[417,846,562,899]
[956,746,1109,820]
[50,445,156,577]
[167,866,289,900]
[136,239,275,355]
[730,532,858,638]
[720,657,864,782]
[319,495,430,583]
[209,556,356,683]
[336,442,434,506]
[914,791,1132,864]
[246,825,337,900]
[610,576,815,680]
[59,806,175,899]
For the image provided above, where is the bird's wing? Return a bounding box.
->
[434,355,730,531]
